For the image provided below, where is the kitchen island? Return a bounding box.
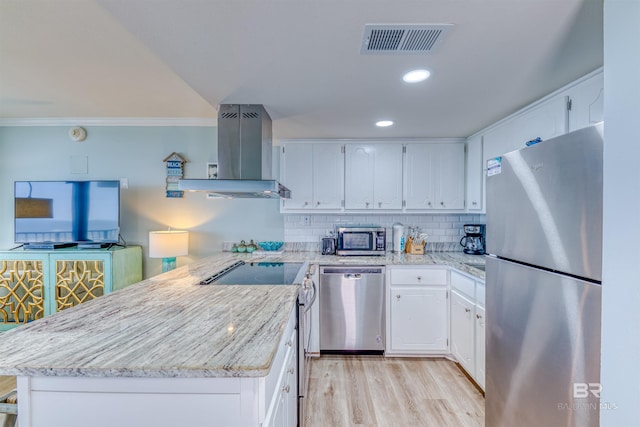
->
[0,251,484,427]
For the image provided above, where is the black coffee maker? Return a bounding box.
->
[460,224,486,255]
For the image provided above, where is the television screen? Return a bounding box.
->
[14,181,120,244]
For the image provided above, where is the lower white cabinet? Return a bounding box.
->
[474,304,486,389]
[450,269,485,390]
[264,320,298,427]
[450,289,476,375]
[386,267,449,355]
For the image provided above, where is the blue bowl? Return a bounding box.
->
[258,241,284,251]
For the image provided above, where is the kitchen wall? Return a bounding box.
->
[284,213,486,251]
[0,125,284,278]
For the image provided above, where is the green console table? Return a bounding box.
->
[0,246,142,331]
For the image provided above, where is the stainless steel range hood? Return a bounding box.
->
[179,104,291,199]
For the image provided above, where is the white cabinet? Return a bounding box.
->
[263,314,298,427]
[280,142,343,211]
[405,143,465,210]
[450,289,476,375]
[474,304,486,389]
[567,71,604,132]
[483,95,568,164]
[386,267,449,355]
[465,135,483,211]
[450,269,485,390]
[344,143,403,210]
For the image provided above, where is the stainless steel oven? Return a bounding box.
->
[336,226,386,256]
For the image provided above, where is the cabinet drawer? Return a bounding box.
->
[451,270,475,299]
[390,268,447,285]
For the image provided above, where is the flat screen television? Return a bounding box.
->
[14,180,120,248]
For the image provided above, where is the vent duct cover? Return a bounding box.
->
[361,24,453,54]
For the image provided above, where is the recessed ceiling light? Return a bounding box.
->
[403,69,431,83]
[376,120,394,127]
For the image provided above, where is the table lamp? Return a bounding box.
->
[149,230,189,272]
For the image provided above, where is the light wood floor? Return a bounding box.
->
[304,356,484,427]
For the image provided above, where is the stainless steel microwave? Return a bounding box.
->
[336,226,386,256]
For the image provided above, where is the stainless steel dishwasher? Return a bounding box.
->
[319,265,385,353]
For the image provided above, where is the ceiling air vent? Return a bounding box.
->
[361,24,453,54]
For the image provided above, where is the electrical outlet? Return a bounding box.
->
[301,215,311,226]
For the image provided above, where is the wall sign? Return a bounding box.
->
[163,152,187,198]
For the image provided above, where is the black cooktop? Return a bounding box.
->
[200,261,305,285]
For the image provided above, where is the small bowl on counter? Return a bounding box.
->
[258,241,284,251]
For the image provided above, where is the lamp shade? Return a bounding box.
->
[149,230,189,258]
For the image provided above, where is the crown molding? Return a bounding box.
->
[0,117,217,127]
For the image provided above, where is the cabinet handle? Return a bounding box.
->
[365,202,370,208]
[316,201,320,206]
[396,294,401,300]
[427,201,432,207]
[440,201,445,206]
[303,201,309,206]
[465,308,471,313]
[476,314,483,319]
[378,202,382,208]
[417,276,422,281]
[286,340,292,347]
[288,368,295,374]
[472,201,478,206]
[283,385,290,393]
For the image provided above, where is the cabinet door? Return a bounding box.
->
[483,96,568,162]
[281,143,313,210]
[568,72,604,132]
[50,253,111,313]
[404,144,436,210]
[475,304,486,390]
[0,254,49,330]
[373,144,403,209]
[466,135,483,211]
[344,144,374,209]
[451,289,475,376]
[432,143,465,210]
[389,286,448,352]
[312,143,344,209]
[284,348,298,427]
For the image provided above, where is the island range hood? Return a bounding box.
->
[179,104,290,199]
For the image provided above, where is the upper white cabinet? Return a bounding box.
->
[483,95,568,164]
[281,139,465,213]
[344,143,403,210]
[405,142,465,210]
[280,142,343,211]
[465,135,483,211]
[566,71,604,132]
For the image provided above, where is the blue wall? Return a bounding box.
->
[0,125,285,278]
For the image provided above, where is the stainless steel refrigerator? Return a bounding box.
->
[485,123,603,427]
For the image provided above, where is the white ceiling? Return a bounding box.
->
[0,0,603,139]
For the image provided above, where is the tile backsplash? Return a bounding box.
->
[284,213,486,252]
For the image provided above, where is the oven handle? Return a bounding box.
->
[303,274,316,313]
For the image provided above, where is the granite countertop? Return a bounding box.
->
[244,250,486,280]
[0,255,300,378]
[0,251,484,379]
